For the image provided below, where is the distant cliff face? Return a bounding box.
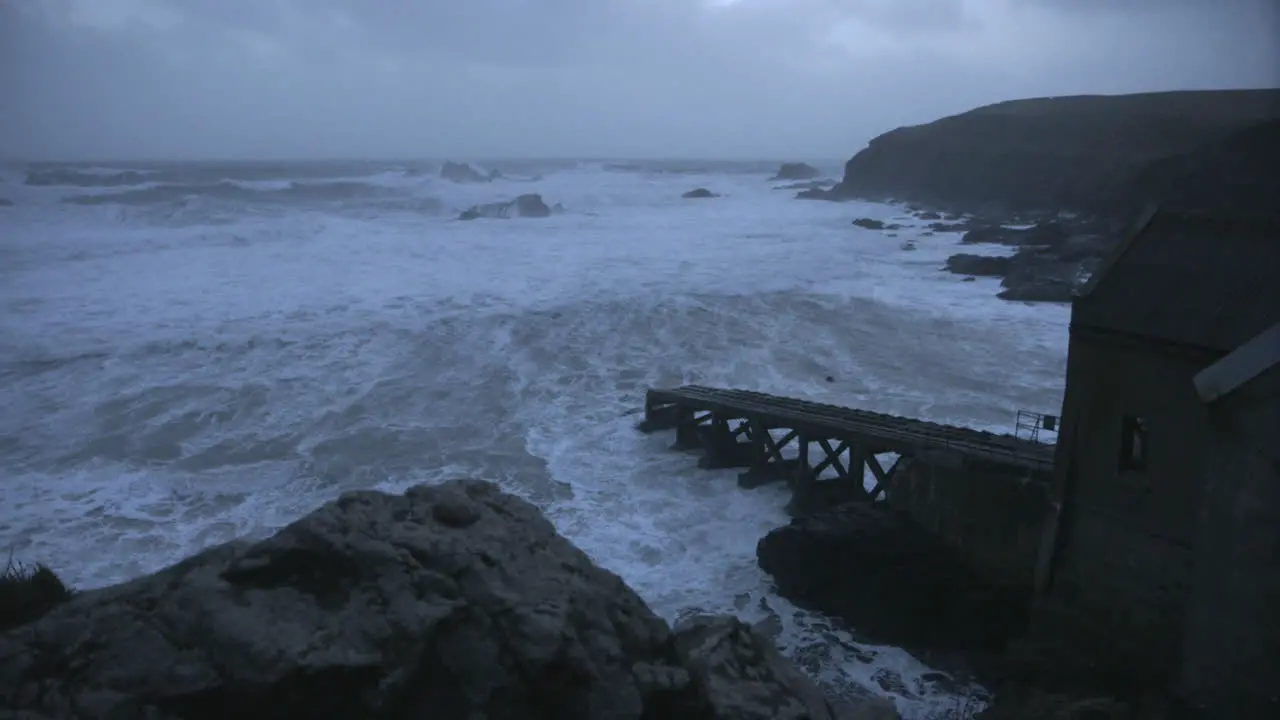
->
[830,89,1280,218]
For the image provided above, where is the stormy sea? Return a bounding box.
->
[0,159,1070,718]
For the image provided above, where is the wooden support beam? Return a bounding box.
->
[637,402,679,433]
[794,436,812,489]
[761,429,797,465]
[698,413,756,469]
[813,439,850,478]
[866,453,901,501]
[673,406,701,450]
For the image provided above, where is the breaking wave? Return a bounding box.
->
[62,180,413,207]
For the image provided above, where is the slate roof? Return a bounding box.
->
[1073,209,1280,353]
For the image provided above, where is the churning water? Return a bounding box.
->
[0,159,1070,718]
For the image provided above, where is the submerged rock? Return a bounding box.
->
[795,187,835,200]
[0,479,896,720]
[682,188,719,199]
[459,193,553,220]
[851,218,886,230]
[774,179,835,192]
[770,163,822,181]
[0,197,12,206]
[440,160,492,183]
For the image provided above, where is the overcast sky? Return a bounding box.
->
[2,0,1277,160]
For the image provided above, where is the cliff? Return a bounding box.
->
[828,89,1280,218]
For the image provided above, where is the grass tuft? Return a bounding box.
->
[1,553,74,633]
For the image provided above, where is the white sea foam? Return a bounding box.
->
[0,159,1070,718]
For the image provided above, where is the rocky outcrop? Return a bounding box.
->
[770,163,821,181]
[682,188,719,199]
[670,615,900,720]
[459,193,553,220]
[943,220,1116,302]
[851,218,885,230]
[826,89,1280,217]
[757,501,1029,656]
[0,480,898,720]
[945,254,1012,277]
[440,161,498,183]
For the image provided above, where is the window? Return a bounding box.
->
[1119,415,1148,471]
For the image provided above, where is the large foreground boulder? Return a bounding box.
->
[757,501,1029,656]
[0,480,898,720]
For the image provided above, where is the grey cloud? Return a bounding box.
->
[2,0,1276,160]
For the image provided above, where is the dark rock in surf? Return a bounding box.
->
[774,179,836,192]
[916,211,941,220]
[459,193,553,220]
[671,615,900,720]
[0,479,898,720]
[996,256,1092,303]
[961,222,1069,248]
[941,219,1116,303]
[0,198,12,207]
[756,498,1029,656]
[795,187,835,200]
[770,163,822,181]
[440,161,491,183]
[851,218,886,230]
[945,253,1013,277]
[513,193,552,217]
[682,188,719,199]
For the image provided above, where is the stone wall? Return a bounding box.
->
[887,455,1052,590]
[1180,363,1280,717]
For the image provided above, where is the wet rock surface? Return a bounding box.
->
[770,163,821,181]
[459,193,553,220]
[943,219,1115,302]
[682,188,719,199]
[440,161,498,183]
[0,479,898,720]
[757,500,1030,657]
[774,179,836,192]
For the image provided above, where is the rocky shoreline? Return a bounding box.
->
[753,497,1201,720]
[805,88,1280,304]
[2,478,1204,719]
[0,480,899,720]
